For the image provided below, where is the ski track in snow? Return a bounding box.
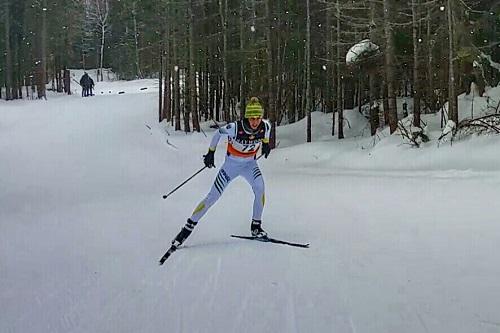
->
[2,87,500,332]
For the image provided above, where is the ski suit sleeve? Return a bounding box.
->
[262,120,271,144]
[208,123,236,151]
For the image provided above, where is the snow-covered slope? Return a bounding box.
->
[1,82,500,333]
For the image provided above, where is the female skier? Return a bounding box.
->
[170,97,272,248]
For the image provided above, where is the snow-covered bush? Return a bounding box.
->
[397,118,429,148]
[455,114,500,139]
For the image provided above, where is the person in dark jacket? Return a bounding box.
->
[79,72,90,97]
[89,77,95,96]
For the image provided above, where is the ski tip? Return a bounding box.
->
[162,195,167,199]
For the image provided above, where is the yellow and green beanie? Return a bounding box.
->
[245,97,264,118]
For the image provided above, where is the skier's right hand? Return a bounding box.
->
[203,150,215,168]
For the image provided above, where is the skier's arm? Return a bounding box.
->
[262,120,271,144]
[208,123,236,151]
[261,120,272,158]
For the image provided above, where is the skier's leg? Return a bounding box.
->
[241,161,266,236]
[189,164,235,222]
[172,159,240,247]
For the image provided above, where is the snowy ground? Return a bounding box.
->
[1,79,500,333]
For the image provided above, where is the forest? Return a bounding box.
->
[1,0,499,146]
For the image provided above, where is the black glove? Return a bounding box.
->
[261,143,271,159]
[203,150,215,168]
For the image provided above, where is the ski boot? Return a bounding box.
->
[251,219,268,238]
[172,218,198,248]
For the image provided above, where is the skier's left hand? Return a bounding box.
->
[262,143,271,158]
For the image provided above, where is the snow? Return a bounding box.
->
[346,39,380,65]
[2,79,500,333]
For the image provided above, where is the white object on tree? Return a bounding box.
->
[346,39,380,65]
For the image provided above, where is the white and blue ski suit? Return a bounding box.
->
[190,119,271,223]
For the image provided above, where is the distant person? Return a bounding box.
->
[169,97,272,249]
[89,77,95,96]
[79,72,90,97]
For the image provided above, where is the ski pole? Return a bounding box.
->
[162,166,207,199]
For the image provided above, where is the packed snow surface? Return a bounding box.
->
[1,78,500,333]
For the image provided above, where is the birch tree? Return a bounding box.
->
[87,0,110,82]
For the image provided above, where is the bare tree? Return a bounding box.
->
[87,0,110,82]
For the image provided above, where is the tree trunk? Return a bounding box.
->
[265,0,277,147]
[326,1,335,136]
[239,0,245,117]
[368,0,379,135]
[336,0,344,139]
[37,0,47,99]
[183,68,191,133]
[447,0,458,124]
[426,3,435,113]
[173,31,181,131]
[163,8,172,123]
[305,0,312,142]
[158,40,164,122]
[100,24,105,82]
[189,0,200,131]
[383,0,398,133]
[4,0,13,100]
[218,0,230,122]
[412,0,421,127]
[209,58,216,121]
[215,75,221,122]
[132,2,142,79]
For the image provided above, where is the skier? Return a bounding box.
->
[170,97,272,249]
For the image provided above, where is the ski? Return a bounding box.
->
[231,235,309,248]
[159,235,309,265]
[158,245,178,265]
